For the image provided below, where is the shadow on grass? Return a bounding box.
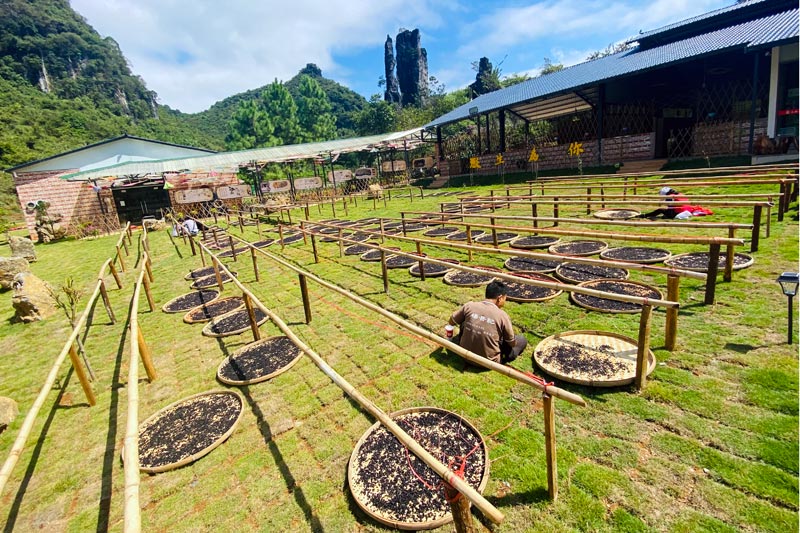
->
[3,368,75,533]
[238,382,324,532]
[96,294,132,532]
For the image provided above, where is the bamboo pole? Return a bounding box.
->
[99,280,116,324]
[124,269,145,533]
[109,260,123,289]
[543,393,557,501]
[311,232,319,263]
[137,324,157,381]
[465,225,473,262]
[443,481,476,532]
[724,228,735,282]
[144,255,154,283]
[635,304,653,390]
[242,293,261,342]
[228,236,237,262]
[665,276,679,351]
[704,243,721,305]
[415,242,426,281]
[251,247,260,282]
[212,256,225,291]
[199,240,206,267]
[751,205,762,252]
[188,233,196,256]
[67,343,96,405]
[299,274,312,324]
[116,245,126,272]
[381,250,389,294]
[142,273,155,312]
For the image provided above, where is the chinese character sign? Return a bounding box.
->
[528,147,539,162]
[495,154,504,166]
[469,157,481,169]
[568,142,584,157]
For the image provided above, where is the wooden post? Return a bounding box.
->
[279,225,285,251]
[99,281,116,324]
[704,243,721,305]
[586,187,592,215]
[490,217,498,247]
[465,225,473,262]
[379,219,385,244]
[287,207,293,225]
[199,242,206,267]
[416,242,426,281]
[238,215,245,234]
[142,274,155,312]
[443,481,476,533]
[765,201,771,238]
[251,247,260,282]
[256,216,262,238]
[373,196,377,209]
[532,203,538,228]
[108,262,123,289]
[331,196,337,217]
[381,250,389,294]
[600,186,606,208]
[301,222,308,245]
[144,256,154,283]
[724,228,735,282]
[212,228,220,248]
[338,228,344,257]
[299,274,312,323]
[116,246,126,272]
[635,304,653,390]
[490,190,496,212]
[553,197,559,226]
[229,236,237,261]
[242,293,261,342]
[665,275,679,351]
[750,205,762,252]
[68,343,96,406]
[121,237,129,256]
[212,258,225,291]
[137,327,157,381]
[343,196,348,216]
[311,233,319,263]
[543,393,557,501]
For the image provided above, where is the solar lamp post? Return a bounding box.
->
[776,272,799,344]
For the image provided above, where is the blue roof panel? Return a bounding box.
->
[425,8,798,129]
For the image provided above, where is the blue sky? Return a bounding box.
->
[71,0,733,114]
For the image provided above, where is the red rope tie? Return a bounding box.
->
[523,371,554,388]
[643,297,650,306]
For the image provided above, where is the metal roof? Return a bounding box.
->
[426,7,798,129]
[60,128,425,181]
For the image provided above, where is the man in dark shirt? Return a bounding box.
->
[449,280,528,364]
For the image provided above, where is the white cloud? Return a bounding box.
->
[71,0,443,112]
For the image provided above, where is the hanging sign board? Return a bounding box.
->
[293,177,323,190]
[216,184,251,199]
[174,187,214,204]
[327,169,353,185]
[260,180,292,194]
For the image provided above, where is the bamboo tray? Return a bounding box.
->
[593,208,640,220]
[570,279,663,314]
[201,307,269,337]
[161,290,219,313]
[504,273,563,302]
[217,336,302,385]
[600,246,672,264]
[348,406,490,530]
[183,296,245,324]
[549,240,608,256]
[132,390,244,473]
[408,259,460,278]
[664,252,754,271]
[443,266,501,287]
[509,235,561,249]
[534,330,656,387]
[190,271,237,290]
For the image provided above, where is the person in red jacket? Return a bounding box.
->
[639,187,688,219]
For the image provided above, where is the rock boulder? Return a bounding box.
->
[11,272,57,322]
[8,236,36,262]
[0,256,30,290]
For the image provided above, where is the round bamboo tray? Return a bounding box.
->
[474,232,519,244]
[570,279,663,314]
[555,262,629,284]
[504,272,563,302]
[183,296,245,324]
[422,226,460,237]
[360,247,400,262]
[593,208,640,220]
[184,266,219,280]
[446,230,485,241]
[161,290,219,313]
[280,233,304,245]
[504,256,562,274]
[201,307,269,337]
[664,252,754,272]
[548,240,608,256]
[509,235,561,249]
[443,266,502,287]
[217,246,250,258]
[533,330,656,387]
[133,390,244,473]
[408,259,460,278]
[190,271,237,290]
[385,253,426,269]
[600,246,672,264]
[217,336,303,385]
[348,406,490,530]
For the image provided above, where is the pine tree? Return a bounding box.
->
[295,75,336,143]
[225,100,276,150]
[260,80,300,145]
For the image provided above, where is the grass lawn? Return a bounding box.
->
[0,180,797,532]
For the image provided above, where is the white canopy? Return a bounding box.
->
[61,128,425,181]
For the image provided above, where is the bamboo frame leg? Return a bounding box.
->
[777,184,786,222]
[765,204,771,238]
[490,217,498,247]
[142,274,155,312]
[256,217,262,238]
[724,228,735,282]
[229,236,237,262]
[188,234,196,256]
[137,327,157,381]
[532,204,538,228]
[299,274,312,324]
[586,187,591,215]
[212,259,225,291]
[109,262,123,289]
[704,243,721,305]
[99,281,116,324]
[543,393,557,501]
[331,197,336,217]
[238,215,245,234]
[415,242,426,281]
[381,251,389,294]
[635,304,653,390]
[287,208,293,225]
[379,220,385,244]
[68,344,96,406]
[338,229,344,257]
[311,234,319,263]
[750,205,762,252]
[199,243,206,267]
[553,198,559,226]
[466,225,473,262]
[251,247,260,282]
[444,482,475,533]
[145,257,154,283]
[213,229,220,248]
[665,275,679,351]
[243,293,261,342]
[121,237,129,256]
[116,246,126,272]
